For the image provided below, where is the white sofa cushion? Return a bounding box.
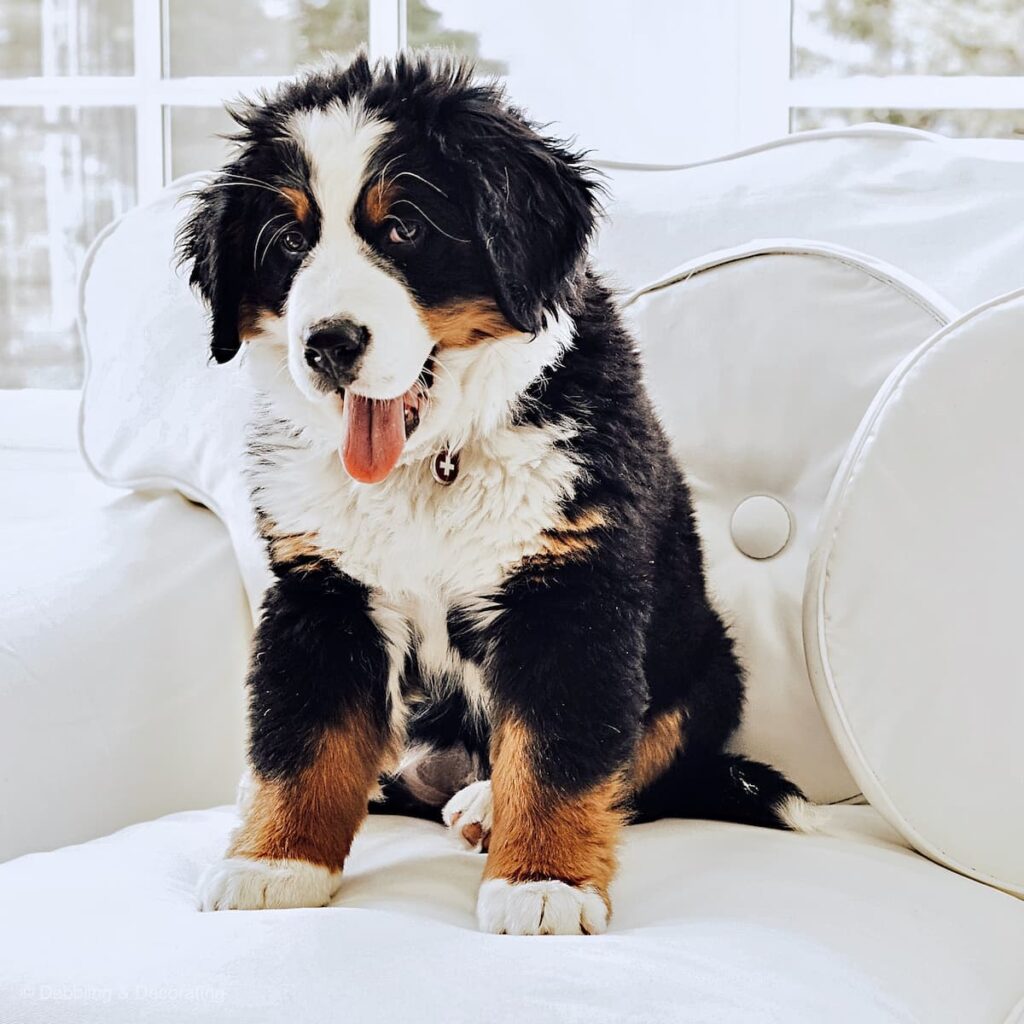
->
[0,389,250,860]
[624,242,954,802]
[2,806,1022,1023]
[597,124,1024,309]
[805,288,1024,896]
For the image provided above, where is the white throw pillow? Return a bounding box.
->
[78,174,271,613]
[805,288,1024,894]
[625,242,955,802]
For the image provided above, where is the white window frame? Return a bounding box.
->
[0,0,406,203]
[0,0,1021,203]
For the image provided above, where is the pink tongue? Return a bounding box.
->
[340,393,406,484]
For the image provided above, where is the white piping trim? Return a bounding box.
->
[1003,992,1024,1024]
[623,238,960,328]
[592,122,970,173]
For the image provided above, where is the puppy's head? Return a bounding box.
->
[178,52,601,483]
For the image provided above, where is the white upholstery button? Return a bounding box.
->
[730,495,792,560]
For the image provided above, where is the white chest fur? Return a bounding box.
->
[254,416,579,598]
[244,311,580,721]
[251,414,582,719]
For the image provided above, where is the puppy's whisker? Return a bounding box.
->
[429,357,459,390]
[381,213,413,232]
[199,179,289,201]
[376,153,405,207]
[391,170,449,198]
[253,213,291,272]
[219,172,292,200]
[260,222,294,268]
[392,199,470,244]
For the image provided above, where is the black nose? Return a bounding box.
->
[304,319,371,388]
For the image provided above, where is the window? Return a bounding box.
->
[3,0,1023,388]
[791,0,1024,134]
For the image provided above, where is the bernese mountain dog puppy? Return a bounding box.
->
[179,52,813,936]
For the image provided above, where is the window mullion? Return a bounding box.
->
[132,0,165,201]
[368,0,405,61]
[0,78,136,105]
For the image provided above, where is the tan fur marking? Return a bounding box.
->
[363,179,398,226]
[420,297,521,349]
[281,186,311,225]
[229,714,396,872]
[632,708,686,791]
[269,532,323,564]
[518,507,607,569]
[553,508,607,534]
[238,306,280,341]
[533,532,598,560]
[461,820,486,849]
[484,718,625,906]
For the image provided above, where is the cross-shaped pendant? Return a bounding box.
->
[431,446,460,486]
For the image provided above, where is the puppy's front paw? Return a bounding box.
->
[197,856,341,911]
[477,878,609,935]
[442,779,493,852]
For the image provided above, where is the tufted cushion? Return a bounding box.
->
[625,242,956,802]
[3,805,1024,1023]
[805,288,1024,893]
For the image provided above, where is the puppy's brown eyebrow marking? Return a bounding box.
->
[280,186,312,224]
[363,178,399,226]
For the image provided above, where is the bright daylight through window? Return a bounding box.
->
[1,0,1022,388]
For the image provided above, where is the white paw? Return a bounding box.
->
[442,779,493,852]
[477,878,609,935]
[197,856,341,911]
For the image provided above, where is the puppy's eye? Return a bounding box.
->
[387,220,422,246]
[280,229,308,255]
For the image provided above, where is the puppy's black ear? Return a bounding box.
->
[177,177,247,364]
[451,98,603,334]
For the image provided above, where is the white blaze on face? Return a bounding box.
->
[286,101,436,403]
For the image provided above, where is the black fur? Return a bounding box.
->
[247,566,390,782]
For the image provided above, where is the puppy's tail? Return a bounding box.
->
[631,752,832,834]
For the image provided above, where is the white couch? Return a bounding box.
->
[1,126,1022,1023]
